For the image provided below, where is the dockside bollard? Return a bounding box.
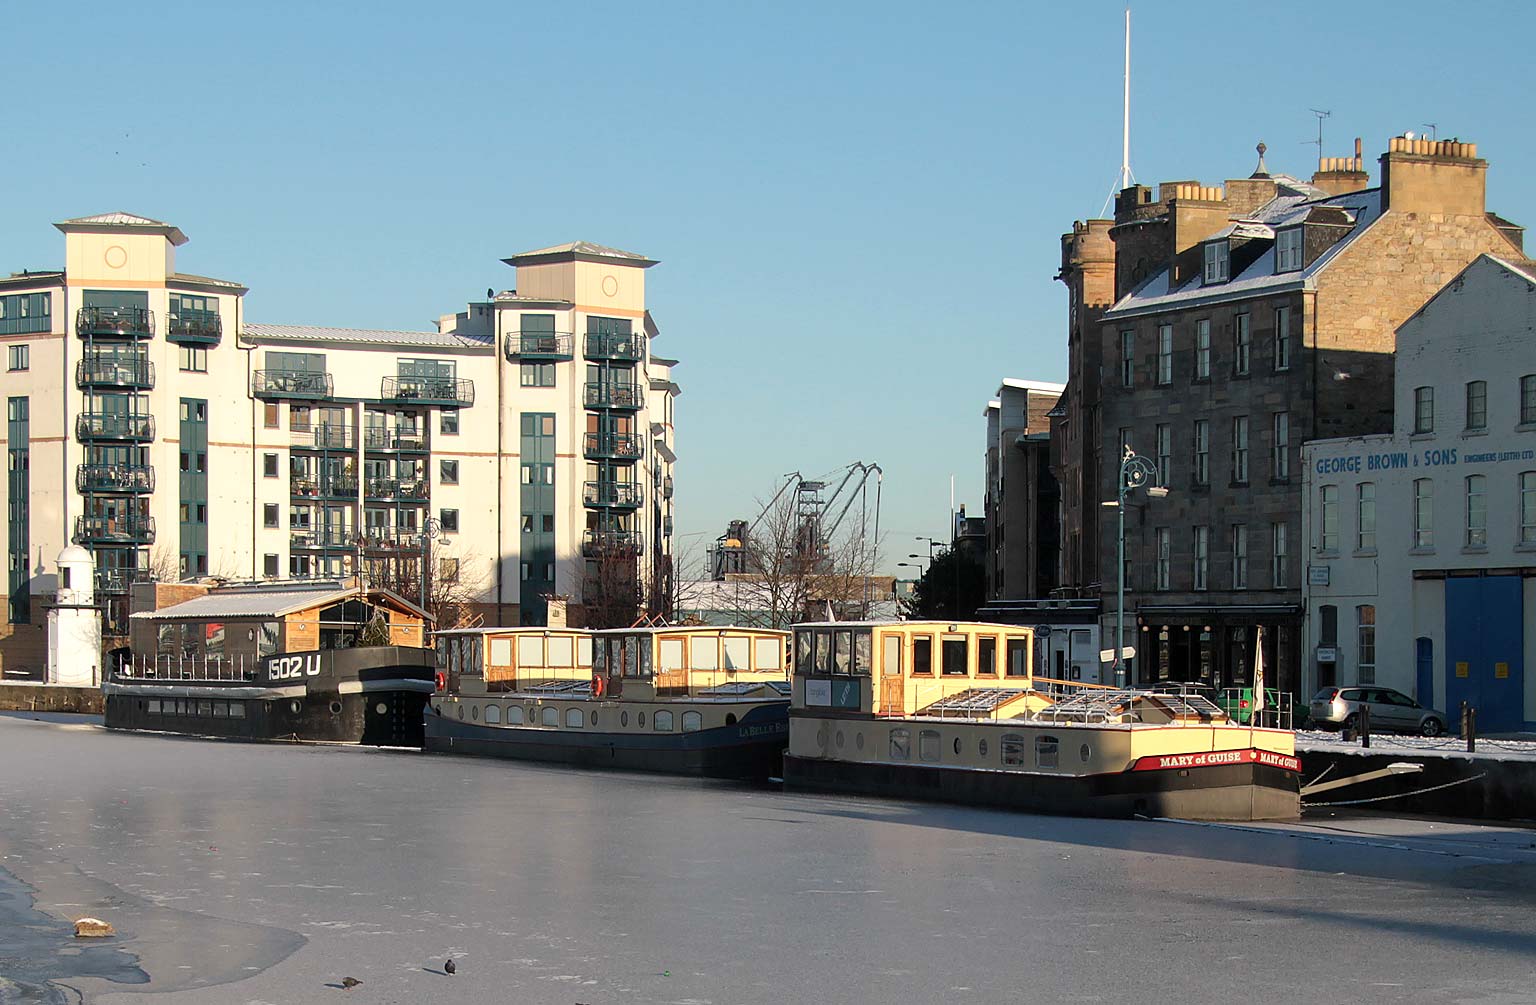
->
[1359,703,1371,749]
[1462,702,1477,753]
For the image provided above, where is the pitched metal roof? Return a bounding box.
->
[242,323,493,350]
[131,583,430,621]
[503,241,657,267]
[54,212,188,246]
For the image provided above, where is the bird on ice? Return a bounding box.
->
[444,958,456,975]
[340,977,362,990]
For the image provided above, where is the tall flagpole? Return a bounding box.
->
[1101,9,1136,216]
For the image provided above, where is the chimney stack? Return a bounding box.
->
[1380,135,1487,216]
[1311,137,1370,196]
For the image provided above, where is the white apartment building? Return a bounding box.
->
[1301,255,1536,732]
[0,214,678,675]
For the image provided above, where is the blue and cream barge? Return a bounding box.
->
[783,620,1300,821]
[426,625,791,779]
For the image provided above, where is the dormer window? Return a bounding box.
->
[1203,241,1229,284]
[1276,227,1304,272]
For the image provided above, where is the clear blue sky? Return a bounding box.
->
[5,0,1534,575]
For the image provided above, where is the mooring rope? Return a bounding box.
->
[1302,771,1488,808]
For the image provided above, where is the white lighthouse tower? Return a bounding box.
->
[47,546,102,687]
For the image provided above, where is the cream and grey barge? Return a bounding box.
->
[783,621,1300,821]
[426,626,792,779]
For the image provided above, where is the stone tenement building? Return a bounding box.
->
[1054,135,1527,696]
[983,378,1063,601]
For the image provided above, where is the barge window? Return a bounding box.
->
[854,632,871,675]
[889,728,910,760]
[540,707,559,726]
[660,638,685,671]
[490,638,512,667]
[547,634,573,667]
[485,704,501,724]
[1006,638,1029,677]
[912,636,933,676]
[259,623,279,657]
[977,636,997,676]
[147,699,160,713]
[690,637,718,671]
[682,710,703,732]
[654,709,674,732]
[229,701,245,718]
[1036,735,1060,769]
[834,631,852,674]
[795,632,812,674]
[212,702,227,717]
[518,635,545,668]
[1001,733,1026,766]
[755,637,782,671]
[941,637,968,676]
[577,636,593,668]
[507,706,524,724]
[723,635,749,671]
[813,632,831,674]
[883,635,902,675]
[565,708,583,728]
[919,729,941,762]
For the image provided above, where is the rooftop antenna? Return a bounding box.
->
[1099,8,1135,217]
[1306,108,1331,163]
[1423,122,1438,140]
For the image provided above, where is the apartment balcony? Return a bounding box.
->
[584,332,644,363]
[505,332,574,361]
[291,424,355,451]
[289,529,355,551]
[583,480,643,509]
[252,369,334,400]
[381,375,475,407]
[74,515,156,546]
[363,428,428,453]
[583,432,643,461]
[364,478,428,501]
[165,312,223,345]
[360,529,426,551]
[583,382,643,411]
[582,529,644,557]
[76,306,153,339]
[77,463,155,494]
[76,412,155,442]
[76,355,154,390]
[95,567,152,596]
[661,474,674,499]
[292,476,358,500]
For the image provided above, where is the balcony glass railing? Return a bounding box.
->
[76,355,154,390]
[582,529,644,556]
[364,478,428,500]
[77,464,155,494]
[583,480,643,508]
[359,529,425,551]
[74,514,156,545]
[583,382,643,410]
[583,432,643,460]
[76,306,153,338]
[363,428,427,452]
[584,332,644,362]
[252,369,334,399]
[76,413,155,442]
[166,312,222,344]
[381,376,475,407]
[292,476,358,499]
[291,424,355,451]
[95,567,152,595]
[506,332,574,360]
[289,529,355,550]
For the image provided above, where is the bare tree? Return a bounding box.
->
[363,542,487,630]
[579,546,643,628]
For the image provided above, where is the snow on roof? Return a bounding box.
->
[131,583,430,622]
[999,377,1067,394]
[1105,188,1384,320]
[243,323,493,350]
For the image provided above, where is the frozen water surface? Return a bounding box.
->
[1,713,1534,1004]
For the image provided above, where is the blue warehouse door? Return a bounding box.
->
[1444,576,1525,733]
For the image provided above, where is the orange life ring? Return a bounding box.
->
[591,674,606,698]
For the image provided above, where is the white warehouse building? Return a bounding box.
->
[1300,254,1536,732]
[0,214,678,675]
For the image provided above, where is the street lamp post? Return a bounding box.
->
[1113,446,1166,688]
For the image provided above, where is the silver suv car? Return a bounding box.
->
[1309,686,1447,737]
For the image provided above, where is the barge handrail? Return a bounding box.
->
[117,654,258,683]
